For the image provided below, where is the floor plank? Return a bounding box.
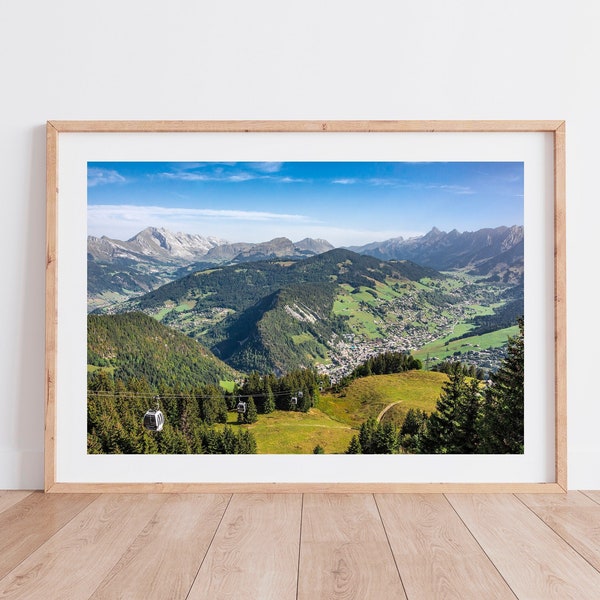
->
[90,494,230,600]
[299,493,406,600]
[0,491,34,515]
[376,493,516,599]
[582,490,600,505]
[187,493,302,600]
[0,491,97,580]
[517,491,600,573]
[1,491,599,599]
[447,493,600,599]
[0,494,166,599]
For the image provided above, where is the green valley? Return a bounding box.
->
[102,248,520,380]
[87,247,523,456]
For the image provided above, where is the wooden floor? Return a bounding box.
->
[0,491,599,599]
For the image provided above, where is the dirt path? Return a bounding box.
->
[376,400,402,423]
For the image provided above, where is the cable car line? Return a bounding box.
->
[89,389,312,400]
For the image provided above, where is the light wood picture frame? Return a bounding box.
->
[45,120,566,493]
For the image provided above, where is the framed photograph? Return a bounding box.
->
[45,120,566,492]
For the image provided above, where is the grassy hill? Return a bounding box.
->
[317,370,448,428]
[221,370,449,453]
[220,408,355,454]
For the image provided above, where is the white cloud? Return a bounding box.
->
[332,177,402,187]
[87,168,127,187]
[253,162,283,173]
[87,204,312,241]
[426,184,474,195]
[367,178,399,187]
[157,168,304,184]
[87,204,424,247]
[274,176,306,183]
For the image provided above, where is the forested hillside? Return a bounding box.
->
[88,312,238,388]
[87,377,256,455]
[105,249,469,376]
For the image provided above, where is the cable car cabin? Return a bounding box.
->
[236,401,247,414]
[290,396,298,405]
[143,409,165,432]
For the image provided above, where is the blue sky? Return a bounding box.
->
[87,161,523,246]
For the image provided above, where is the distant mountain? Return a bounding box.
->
[88,228,335,312]
[471,239,524,284]
[87,227,229,312]
[88,226,226,264]
[88,312,238,388]
[294,237,334,254]
[349,225,524,280]
[203,236,335,263]
[200,241,255,263]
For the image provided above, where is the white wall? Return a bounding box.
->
[1,0,597,489]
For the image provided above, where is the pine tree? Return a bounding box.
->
[346,435,362,454]
[219,426,237,453]
[358,417,378,453]
[236,429,257,454]
[263,383,276,414]
[461,378,483,453]
[372,421,399,453]
[245,396,258,424]
[420,367,482,454]
[479,318,524,453]
[399,408,428,453]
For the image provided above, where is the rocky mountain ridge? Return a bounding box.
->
[348,225,523,273]
[87,227,227,265]
[88,224,524,312]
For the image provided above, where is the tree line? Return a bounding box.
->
[430,360,487,381]
[87,366,326,453]
[235,367,325,415]
[87,373,256,454]
[333,351,422,392]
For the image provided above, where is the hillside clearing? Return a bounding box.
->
[221,408,354,454]
[317,370,448,429]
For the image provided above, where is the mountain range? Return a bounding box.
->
[88,224,524,312]
[348,225,524,281]
[88,227,337,266]
[88,227,227,265]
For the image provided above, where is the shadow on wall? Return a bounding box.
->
[14,124,47,488]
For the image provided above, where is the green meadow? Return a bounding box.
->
[221,370,448,454]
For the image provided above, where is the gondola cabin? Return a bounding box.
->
[290,396,298,406]
[143,409,165,432]
[236,401,247,414]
